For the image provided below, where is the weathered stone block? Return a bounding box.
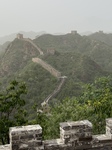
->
[0,145,10,150]
[2,119,112,150]
[9,125,42,150]
[11,144,19,150]
[106,118,112,128]
[60,120,92,144]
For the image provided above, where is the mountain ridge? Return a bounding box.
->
[0,33,110,117]
[0,31,46,45]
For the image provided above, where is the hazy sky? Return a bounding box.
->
[0,0,112,36]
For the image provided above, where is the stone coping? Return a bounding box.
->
[0,145,10,150]
[10,125,42,135]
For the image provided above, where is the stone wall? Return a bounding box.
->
[23,38,44,55]
[41,76,67,111]
[9,125,42,150]
[1,118,112,150]
[32,58,61,78]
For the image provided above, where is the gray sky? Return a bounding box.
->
[0,0,112,36]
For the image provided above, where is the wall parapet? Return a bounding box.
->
[1,118,112,150]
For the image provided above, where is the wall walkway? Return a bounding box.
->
[32,58,61,78]
[42,76,67,106]
[23,38,44,55]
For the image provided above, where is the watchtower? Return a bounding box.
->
[71,30,77,34]
[16,33,23,39]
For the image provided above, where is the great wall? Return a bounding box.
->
[23,38,44,56]
[32,58,61,78]
[1,34,112,150]
[1,118,112,150]
[23,36,67,108]
[44,76,67,103]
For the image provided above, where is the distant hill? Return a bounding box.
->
[80,31,93,36]
[33,33,83,53]
[0,45,2,51]
[88,31,112,46]
[0,41,10,50]
[0,41,10,58]
[34,33,112,72]
[0,31,46,45]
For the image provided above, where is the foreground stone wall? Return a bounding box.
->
[9,125,42,150]
[1,118,112,150]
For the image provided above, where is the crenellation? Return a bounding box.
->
[1,119,112,149]
[9,125,42,150]
[60,120,92,142]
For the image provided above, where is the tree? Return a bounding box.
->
[34,97,90,140]
[35,76,112,139]
[80,76,112,133]
[0,80,27,145]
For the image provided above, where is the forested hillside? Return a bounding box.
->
[88,31,112,46]
[0,38,58,118]
[0,33,111,118]
[34,33,112,72]
[35,76,112,140]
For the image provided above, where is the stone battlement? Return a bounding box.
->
[1,118,112,150]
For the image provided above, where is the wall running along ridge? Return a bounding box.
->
[23,37,66,105]
[32,58,61,78]
[23,38,44,55]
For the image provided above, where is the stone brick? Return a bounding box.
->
[1,119,112,150]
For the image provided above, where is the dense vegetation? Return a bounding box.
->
[35,33,112,72]
[0,34,107,117]
[0,80,27,144]
[89,31,112,46]
[1,76,112,144]
[34,76,112,140]
[0,32,112,144]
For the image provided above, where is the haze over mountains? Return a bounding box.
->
[1,30,112,45]
[0,30,112,117]
[0,30,112,97]
[0,31,46,45]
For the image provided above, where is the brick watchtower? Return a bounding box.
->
[16,33,23,39]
